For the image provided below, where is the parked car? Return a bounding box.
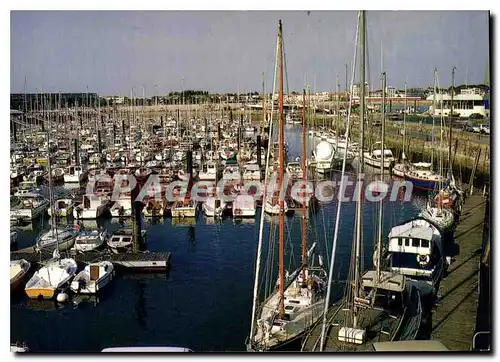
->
[470,113,485,119]
[480,124,490,135]
[463,122,475,132]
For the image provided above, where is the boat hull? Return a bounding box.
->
[25,287,56,300]
[403,175,438,191]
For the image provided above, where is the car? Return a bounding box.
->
[470,113,485,119]
[463,122,475,132]
[480,124,490,135]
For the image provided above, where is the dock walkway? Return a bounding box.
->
[11,247,171,272]
[431,193,486,351]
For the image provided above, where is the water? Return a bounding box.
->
[11,125,428,352]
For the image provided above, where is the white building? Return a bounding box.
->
[426,88,489,118]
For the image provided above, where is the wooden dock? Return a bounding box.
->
[430,192,486,351]
[11,248,171,273]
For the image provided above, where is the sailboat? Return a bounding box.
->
[25,255,78,300]
[25,112,78,300]
[418,69,459,233]
[404,69,444,191]
[391,82,409,178]
[247,21,328,351]
[302,12,422,352]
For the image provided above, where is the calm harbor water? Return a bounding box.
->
[11,126,428,352]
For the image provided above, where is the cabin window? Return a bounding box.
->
[397,238,403,246]
[285,305,294,311]
[404,239,410,247]
[412,238,420,247]
[111,237,120,242]
[421,239,430,248]
[288,300,300,304]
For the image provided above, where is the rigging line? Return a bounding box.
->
[249,28,279,342]
[319,10,361,351]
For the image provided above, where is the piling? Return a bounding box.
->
[238,114,243,153]
[186,149,193,193]
[74,139,79,165]
[468,149,482,195]
[97,130,102,154]
[256,134,262,167]
[12,121,17,143]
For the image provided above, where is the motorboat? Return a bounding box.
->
[70,261,115,294]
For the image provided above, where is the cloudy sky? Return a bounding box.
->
[10,10,490,95]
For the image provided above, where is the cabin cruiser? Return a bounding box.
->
[64,164,85,183]
[242,163,261,181]
[107,228,147,254]
[70,261,115,294]
[199,161,217,181]
[286,161,304,179]
[387,217,445,295]
[233,194,256,218]
[73,229,108,253]
[222,163,241,183]
[363,142,395,170]
[10,193,49,222]
[48,198,75,218]
[73,195,110,220]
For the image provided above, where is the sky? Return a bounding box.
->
[10,10,490,95]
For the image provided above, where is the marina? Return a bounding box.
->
[10,10,490,353]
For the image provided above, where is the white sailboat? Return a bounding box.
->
[247,22,327,351]
[25,256,77,300]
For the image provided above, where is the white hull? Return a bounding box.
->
[10,202,49,221]
[73,205,108,220]
[172,207,197,218]
[70,261,114,294]
[392,163,407,178]
[364,156,394,169]
[202,199,226,217]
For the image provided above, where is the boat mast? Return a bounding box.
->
[278,19,286,319]
[353,9,366,328]
[403,81,407,160]
[336,74,340,131]
[376,71,385,283]
[448,67,456,171]
[301,88,307,281]
[249,26,280,345]
[262,72,266,135]
[432,69,437,170]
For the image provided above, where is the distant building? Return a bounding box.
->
[104,96,125,105]
[352,82,370,99]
